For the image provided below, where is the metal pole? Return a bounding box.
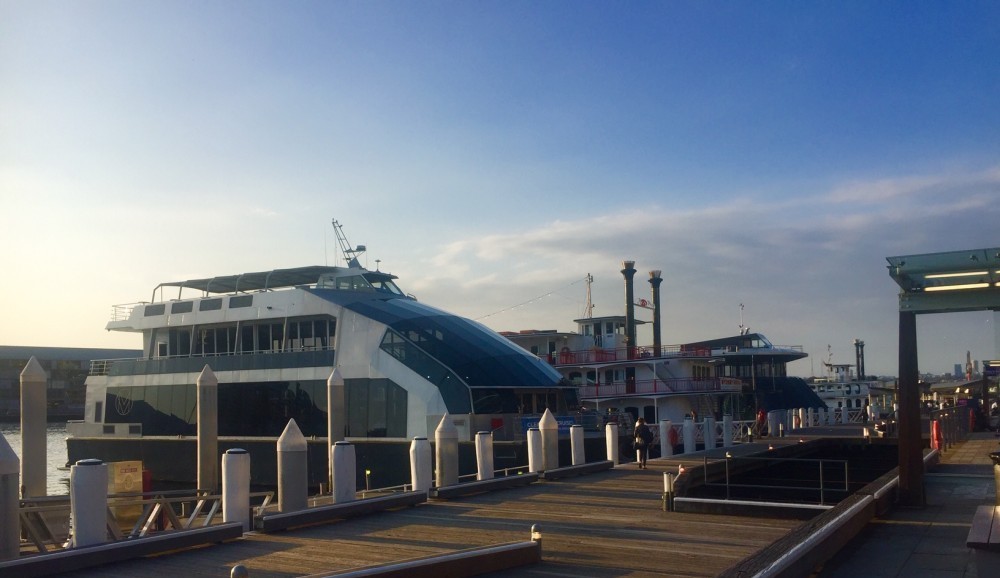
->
[897,309,925,507]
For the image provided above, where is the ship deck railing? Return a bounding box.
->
[540,343,803,366]
[89,345,337,376]
[578,377,744,398]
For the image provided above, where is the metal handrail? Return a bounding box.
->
[703,455,850,506]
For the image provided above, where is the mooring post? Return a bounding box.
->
[605,422,619,465]
[20,357,46,498]
[539,409,559,471]
[527,428,542,472]
[410,437,431,493]
[0,432,20,560]
[722,415,732,448]
[682,417,695,454]
[570,425,585,466]
[277,419,307,513]
[70,459,108,547]
[475,431,494,480]
[704,416,717,450]
[222,449,251,532]
[197,365,219,493]
[332,441,356,503]
[663,472,675,512]
[435,415,458,487]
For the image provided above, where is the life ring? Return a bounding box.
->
[667,427,679,447]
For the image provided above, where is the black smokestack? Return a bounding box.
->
[649,270,663,357]
[622,260,637,359]
[854,339,866,380]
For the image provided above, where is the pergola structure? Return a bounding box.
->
[887,247,1000,507]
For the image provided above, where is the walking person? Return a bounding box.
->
[634,417,653,469]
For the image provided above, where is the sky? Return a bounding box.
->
[1,2,998,378]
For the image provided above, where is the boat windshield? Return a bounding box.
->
[365,274,405,296]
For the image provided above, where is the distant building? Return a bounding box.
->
[955,364,964,379]
[0,346,141,421]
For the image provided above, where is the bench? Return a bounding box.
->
[967,505,1000,578]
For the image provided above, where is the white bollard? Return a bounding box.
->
[722,415,733,448]
[475,431,494,480]
[539,409,559,471]
[70,459,108,547]
[435,415,458,487]
[570,425,585,466]
[528,428,542,472]
[798,408,806,430]
[277,419,307,513]
[0,433,17,560]
[659,419,674,456]
[197,365,219,492]
[409,437,432,493]
[704,417,717,450]
[20,357,47,498]
[331,441,356,503]
[767,410,781,436]
[806,408,815,428]
[682,417,696,454]
[222,449,251,532]
[605,423,619,465]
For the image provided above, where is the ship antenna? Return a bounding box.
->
[738,303,747,335]
[331,219,366,268]
[584,273,594,318]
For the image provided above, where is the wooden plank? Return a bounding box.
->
[303,541,540,578]
[431,473,538,499]
[257,491,427,533]
[967,505,995,549]
[539,460,613,480]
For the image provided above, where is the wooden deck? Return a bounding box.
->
[49,460,802,578]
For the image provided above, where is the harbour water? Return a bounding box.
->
[0,422,71,495]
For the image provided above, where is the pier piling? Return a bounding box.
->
[409,437,431,493]
[277,419,307,513]
[0,433,19,560]
[527,428,542,472]
[475,431,494,480]
[434,415,458,487]
[197,365,219,493]
[570,425,585,466]
[332,442,356,503]
[19,356,46,498]
[605,423,619,465]
[539,409,559,471]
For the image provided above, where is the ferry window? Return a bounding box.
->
[229,295,253,308]
[239,325,254,353]
[170,301,193,314]
[605,322,614,335]
[144,304,165,316]
[199,298,223,311]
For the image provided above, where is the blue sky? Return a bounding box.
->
[2,2,998,377]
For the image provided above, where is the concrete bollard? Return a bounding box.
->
[0,433,20,560]
[704,417,716,450]
[475,431,494,481]
[20,357,47,498]
[528,428,542,472]
[197,365,219,492]
[798,408,806,430]
[539,409,559,471]
[277,419,307,513]
[806,407,814,428]
[682,417,695,454]
[409,437,432,493]
[70,459,108,547]
[722,415,733,448]
[605,423,619,465]
[332,441,356,503]
[435,415,458,487]
[327,367,346,491]
[222,449,251,532]
[570,425,585,466]
[659,419,674,456]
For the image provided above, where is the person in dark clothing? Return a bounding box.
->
[634,417,654,469]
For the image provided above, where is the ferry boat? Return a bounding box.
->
[67,221,575,487]
[503,264,822,429]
